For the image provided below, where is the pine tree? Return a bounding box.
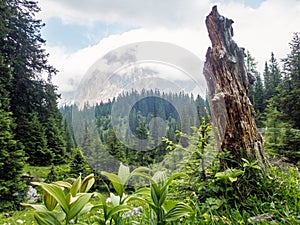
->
[0,107,26,211]
[253,74,264,127]
[22,112,53,166]
[0,0,65,163]
[45,117,67,165]
[69,148,90,177]
[38,83,67,164]
[263,62,272,102]
[263,52,282,104]
[245,51,265,121]
[0,2,27,209]
[269,52,281,91]
[64,118,76,154]
[279,126,300,165]
[276,32,300,128]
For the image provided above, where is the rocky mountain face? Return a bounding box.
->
[60,42,206,106]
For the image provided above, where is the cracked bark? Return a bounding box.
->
[203,6,267,166]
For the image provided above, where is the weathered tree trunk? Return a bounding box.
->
[203,6,267,166]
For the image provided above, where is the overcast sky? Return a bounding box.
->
[37,0,300,99]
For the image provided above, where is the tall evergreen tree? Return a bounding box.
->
[0,107,26,211]
[276,32,300,128]
[69,148,90,177]
[22,112,52,166]
[253,74,264,127]
[263,62,272,101]
[269,52,281,91]
[0,0,65,163]
[64,118,76,153]
[263,52,281,103]
[245,51,264,126]
[44,117,66,165]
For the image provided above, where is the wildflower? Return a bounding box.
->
[122,206,143,218]
[106,197,112,204]
[27,186,38,203]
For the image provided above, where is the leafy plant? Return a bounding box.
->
[137,171,194,225]
[22,173,95,225]
[101,163,150,202]
[91,192,132,225]
[91,163,149,224]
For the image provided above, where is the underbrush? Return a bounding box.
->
[2,161,300,224]
[3,122,300,224]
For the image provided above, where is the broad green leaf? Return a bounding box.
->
[118,163,130,185]
[135,187,151,197]
[40,183,69,214]
[78,203,94,216]
[34,211,62,225]
[68,193,93,221]
[20,203,48,211]
[66,192,72,205]
[158,188,168,206]
[164,202,193,221]
[68,194,79,205]
[101,171,124,197]
[44,191,58,211]
[53,181,72,189]
[81,173,95,193]
[55,211,66,222]
[70,174,81,197]
[107,205,131,220]
[150,185,159,206]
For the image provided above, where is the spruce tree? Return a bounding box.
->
[0,3,27,209]
[277,32,300,128]
[245,51,265,120]
[0,107,26,211]
[22,112,52,166]
[69,148,90,177]
[0,0,65,163]
[269,52,281,91]
[64,118,76,153]
[263,62,272,102]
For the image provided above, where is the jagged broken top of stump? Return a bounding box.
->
[203,6,267,166]
[205,6,255,93]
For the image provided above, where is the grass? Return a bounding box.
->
[22,164,51,181]
[2,157,299,224]
[0,209,35,225]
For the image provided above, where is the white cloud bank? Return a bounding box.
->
[40,0,300,100]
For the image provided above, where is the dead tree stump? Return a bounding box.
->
[203,6,267,166]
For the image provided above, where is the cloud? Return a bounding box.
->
[42,0,300,102]
[38,0,212,28]
[48,28,208,96]
[219,0,300,71]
